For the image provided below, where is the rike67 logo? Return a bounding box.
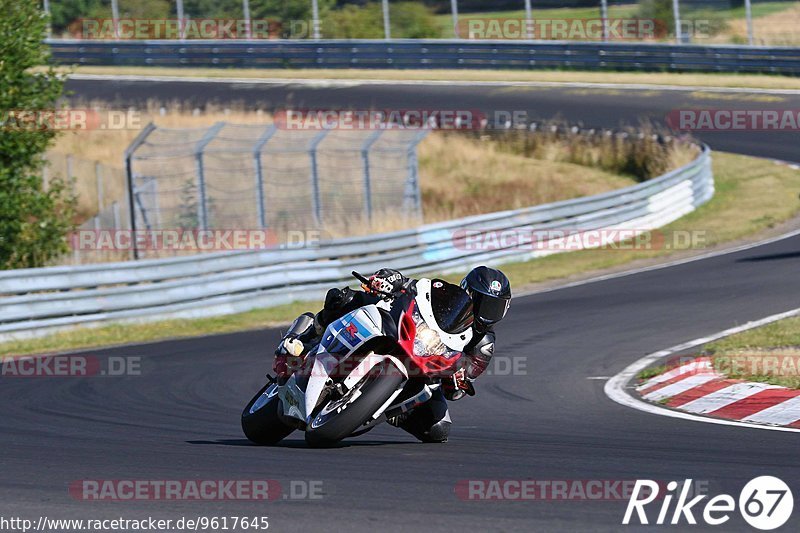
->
[623,476,793,530]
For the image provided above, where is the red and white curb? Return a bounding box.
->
[605,306,800,433]
[637,357,800,428]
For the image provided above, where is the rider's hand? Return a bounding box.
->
[365,268,406,297]
[273,337,305,378]
[279,337,305,357]
[442,369,475,401]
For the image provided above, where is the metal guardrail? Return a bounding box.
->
[0,146,713,342]
[48,39,800,75]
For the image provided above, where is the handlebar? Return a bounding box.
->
[351,270,395,299]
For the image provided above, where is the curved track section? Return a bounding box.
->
[2,80,799,531]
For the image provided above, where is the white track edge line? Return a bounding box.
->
[604,307,800,433]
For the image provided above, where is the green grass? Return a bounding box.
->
[0,302,313,358]
[2,151,799,358]
[704,317,800,389]
[683,1,792,20]
[637,365,667,381]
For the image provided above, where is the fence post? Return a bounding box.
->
[66,154,74,197]
[95,161,104,212]
[361,130,383,226]
[43,0,52,38]
[112,201,120,230]
[111,0,120,38]
[177,0,186,40]
[404,130,428,219]
[600,0,609,42]
[308,130,330,227]
[194,122,225,231]
[123,121,157,260]
[253,124,277,228]
[242,0,251,39]
[42,161,48,191]
[451,0,460,38]
[312,0,321,40]
[382,0,391,40]
[524,0,533,40]
[672,0,682,44]
[745,0,754,46]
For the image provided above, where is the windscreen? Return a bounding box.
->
[430,279,474,334]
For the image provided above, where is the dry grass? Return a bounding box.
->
[417,132,637,220]
[714,4,800,46]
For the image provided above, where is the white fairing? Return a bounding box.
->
[303,351,341,421]
[414,278,473,352]
[302,305,387,423]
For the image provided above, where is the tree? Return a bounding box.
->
[250,0,335,38]
[0,0,75,269]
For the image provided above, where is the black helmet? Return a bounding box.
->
[460,266,511,327]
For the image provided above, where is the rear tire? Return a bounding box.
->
[241,381,295,445]
[305,360,404,448]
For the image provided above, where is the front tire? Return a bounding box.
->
[241,381,295,445]
[305,360,404,448]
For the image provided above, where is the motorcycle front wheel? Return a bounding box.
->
[305,360,404,448]
[241,381,295,445]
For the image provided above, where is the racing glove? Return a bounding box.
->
[365,268,407,298]
[442,368,475,401]
[273,337,306,378]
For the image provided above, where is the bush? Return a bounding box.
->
[324,2,441,39]
[0,0,76,269]
[476,122,697,182]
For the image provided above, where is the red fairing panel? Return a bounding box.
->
[399,300,463,377]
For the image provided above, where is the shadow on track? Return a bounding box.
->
[737,251,800,263]
[186,438,417,448]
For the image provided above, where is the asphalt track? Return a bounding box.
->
[2,79,799,531]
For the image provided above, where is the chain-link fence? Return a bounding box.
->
[125,122,427,258]
[45,152,131,263]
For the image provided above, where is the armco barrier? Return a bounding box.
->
[47,39,800,75]
[0,146,713,342]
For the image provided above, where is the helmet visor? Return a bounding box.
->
[431,280,474,334]
[473,291,510,324]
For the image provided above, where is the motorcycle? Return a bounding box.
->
[241,271,475,447]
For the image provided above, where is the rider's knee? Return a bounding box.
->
[422,419,451,443]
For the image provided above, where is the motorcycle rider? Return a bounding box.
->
[272,266,511,443]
